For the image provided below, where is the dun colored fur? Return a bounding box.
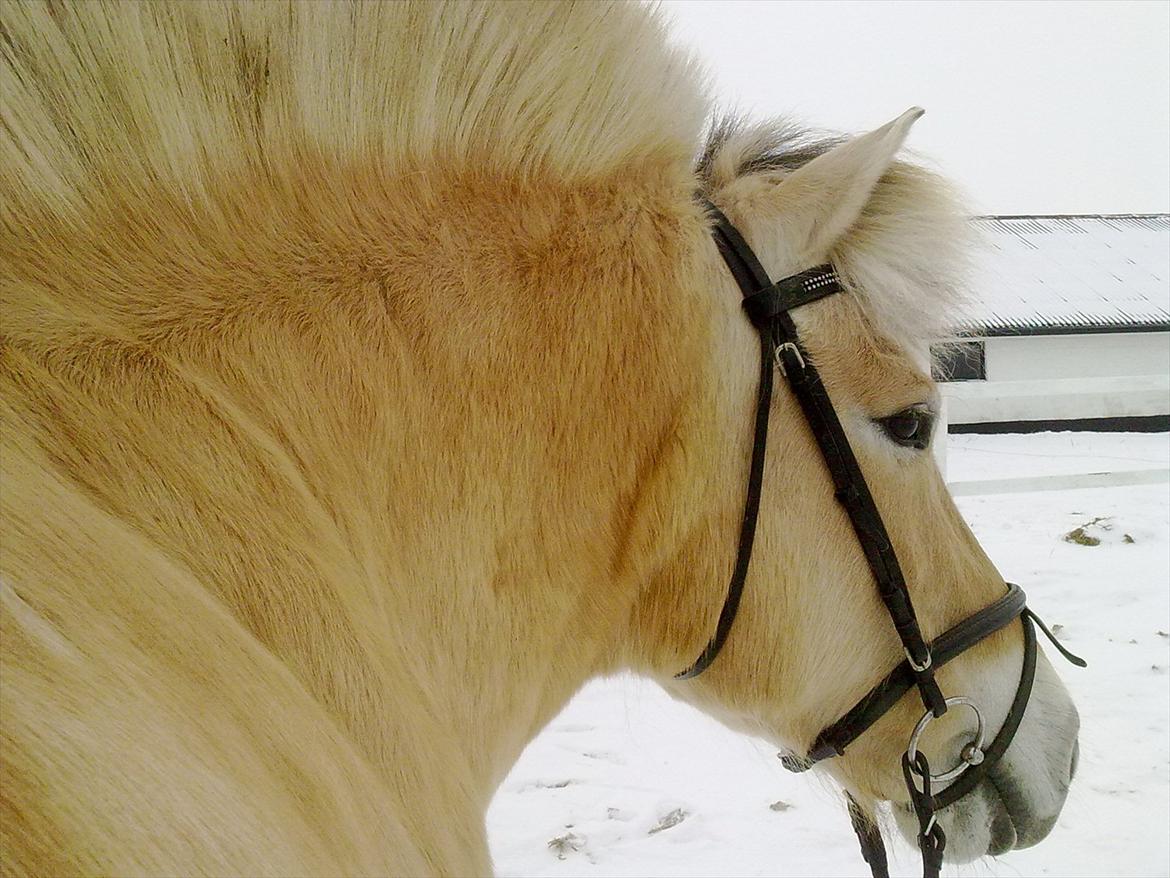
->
[1,3,1076,875]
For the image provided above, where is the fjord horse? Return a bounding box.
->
[1,3,1078,874]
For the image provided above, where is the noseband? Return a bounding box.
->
[680,201,1085,878]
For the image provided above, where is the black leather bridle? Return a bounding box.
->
[678,201,1085,878]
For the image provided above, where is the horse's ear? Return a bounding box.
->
[774,107,924,258]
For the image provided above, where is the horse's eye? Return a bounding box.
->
[877,408,933,450]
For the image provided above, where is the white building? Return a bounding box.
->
[937,214,1170,434]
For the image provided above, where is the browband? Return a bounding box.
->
[742,265,847,327]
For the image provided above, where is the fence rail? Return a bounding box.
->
[947,468,1170,496]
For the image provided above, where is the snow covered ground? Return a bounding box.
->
[487,432,1170,878]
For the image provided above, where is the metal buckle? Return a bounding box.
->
[774,342,804,376]
[905,646,932,673]
[905,696,986,785]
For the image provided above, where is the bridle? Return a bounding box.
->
[678,200,1085,878]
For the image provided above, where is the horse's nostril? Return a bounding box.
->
[1069,740,1080,781]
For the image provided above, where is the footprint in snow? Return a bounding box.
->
[554,723,595,733]
[648,808,688,835]
[519,779,575,792]
[582,750,625,764]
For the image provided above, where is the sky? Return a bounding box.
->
[660,1,1170,217]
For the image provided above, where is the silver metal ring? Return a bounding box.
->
[906,696,986,784]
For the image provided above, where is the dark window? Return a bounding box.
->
[932,341,986,381]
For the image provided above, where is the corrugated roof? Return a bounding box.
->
[957,215,1170,335]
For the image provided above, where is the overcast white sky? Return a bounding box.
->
[661,1,1170,216]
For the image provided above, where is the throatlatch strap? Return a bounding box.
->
[675,205,841,679]
[674,323,776,679]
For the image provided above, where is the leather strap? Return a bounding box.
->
[903,751,946,878]
[889,612,1036,878]
[742,265,847,326]
[692,201,946,718]
[675,321,776,679]
[675,208,841,679]
[805,592,1082,878]
[683,198,1086,878]
[928,610,1038,810]
[847,794,890,878]
[784,584,1028,768]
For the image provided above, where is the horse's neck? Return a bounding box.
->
[4,163,717,818]
[1,320,604,876]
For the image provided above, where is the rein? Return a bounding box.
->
[679,200,1085,878]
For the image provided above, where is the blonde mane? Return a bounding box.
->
[1,1,707,217]
[1,8,719,873]
[1,2,969,359]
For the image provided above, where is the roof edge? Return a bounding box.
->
[949,322,1170,339]
[971,213,1170,220]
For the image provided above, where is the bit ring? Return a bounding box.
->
[906,696,986,784]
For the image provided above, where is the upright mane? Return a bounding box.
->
[1,1,707,225]
[2,2,971,358]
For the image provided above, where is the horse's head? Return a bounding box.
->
[627,109,1080,864]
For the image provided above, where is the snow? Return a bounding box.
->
[945,432,1169,483]
[487,432,1170,877]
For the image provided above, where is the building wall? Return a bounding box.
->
[942,373,1170,424]
[985,332,1170,381]
[938,331,1170,439]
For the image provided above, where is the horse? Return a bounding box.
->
[0,2,1080,875]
